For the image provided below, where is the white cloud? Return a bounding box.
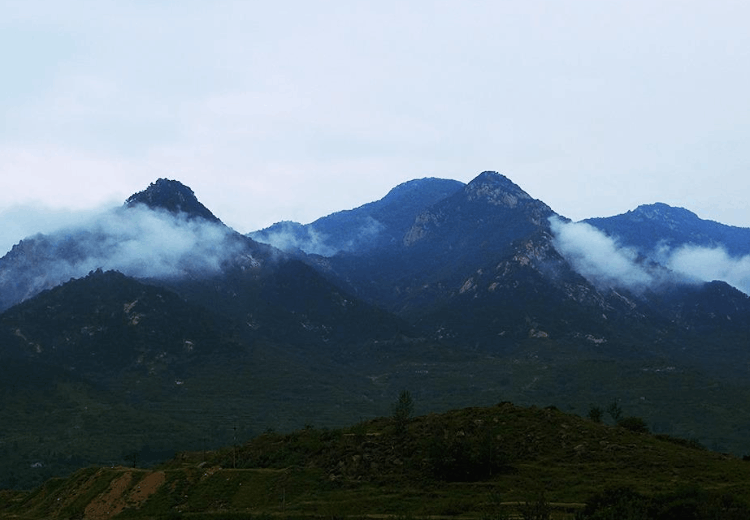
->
[251,222,338,257]
[79,206,241,279]
[0,202,116,256]
[251,216,385,257]
[551,217,750,295]
[663,245,750,295]
[549,217,654,292]
[0,205,248,311]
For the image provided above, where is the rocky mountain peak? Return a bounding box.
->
[464,171,533,208]
[632,203,699,222]
[125,178,221,223]
[402,172,554,247]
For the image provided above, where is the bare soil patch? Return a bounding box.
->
[82,470,166,519]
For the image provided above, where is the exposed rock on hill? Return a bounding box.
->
[125,178,221,223]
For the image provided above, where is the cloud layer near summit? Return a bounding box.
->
[0,205,248,311]
[550,218,750,295]
[1,0,749,244]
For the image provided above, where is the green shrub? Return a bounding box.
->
[576,486,649,519]
[605,402,623,423]
[426,428,508,482]
[391,390,414,435]
[519,490,551,520]
[587,406,604,423]
[617,416,649,434]
[578,486,750,520]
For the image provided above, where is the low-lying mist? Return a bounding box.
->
[0,203,118,257]
[250,216,384,257]
[250,221,339,257]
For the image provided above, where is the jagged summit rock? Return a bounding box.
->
[403,171,554,247]
[465,171,534,208]
[125,178,221,223]
[630,203,701,225]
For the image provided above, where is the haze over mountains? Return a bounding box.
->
[1,171,750,490]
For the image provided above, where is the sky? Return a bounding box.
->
[1,0,750,255]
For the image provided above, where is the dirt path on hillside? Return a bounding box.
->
[83,470,165,520]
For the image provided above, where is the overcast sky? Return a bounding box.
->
[1,0,749,254]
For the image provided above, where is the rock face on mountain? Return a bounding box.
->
[403,171,553,249]
[313,172,624,338]
[126,178,222,223]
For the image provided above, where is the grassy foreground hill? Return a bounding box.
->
[2,402,750,519]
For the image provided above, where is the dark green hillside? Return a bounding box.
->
[0,269,242,376]
[0,357,203,491]
[3,270,750,492]
[0,269,405,490]
[3,402,750,519]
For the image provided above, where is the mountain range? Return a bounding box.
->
[1,172,750,490]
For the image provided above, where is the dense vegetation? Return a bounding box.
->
[2,402,750,519]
